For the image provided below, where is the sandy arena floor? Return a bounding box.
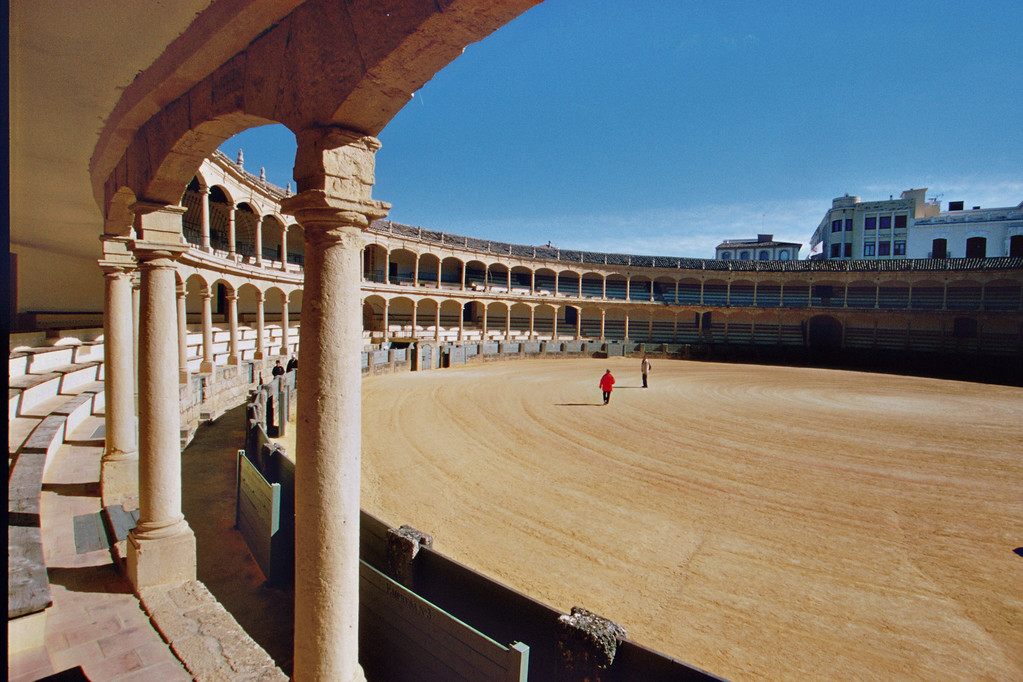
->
[292,358,1023,680]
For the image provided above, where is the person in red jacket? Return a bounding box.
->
[598,368,616,405]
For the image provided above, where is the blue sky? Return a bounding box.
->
[220,0,1022,258]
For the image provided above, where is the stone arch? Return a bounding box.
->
[807,315,842,353]
[438,299,463,336]
[534,267,557,295]
[557,269,581,297]
[510,265,532,293]
[388,296,415,336]
[389,248,417,284]
[93,2,540,218]
[235,202,259,258]
[207,186,232,252]
[415,297,439,337]
[605,273,628,300]
[653,275,677,303]
[810,278,844,308]
[440,256,463,288]
[604,307,627,341]
[487,262,510,291]
[363,243,388,282]
[947,278,983,311]
[579,305,603,339]
[629,274,652,302]
[363,294,386,333]
[509,302,532,338]
[581,272,604,299]
[465,259,487,290]
[418,253,441,287]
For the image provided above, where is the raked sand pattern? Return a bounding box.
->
[292,358,1023,680]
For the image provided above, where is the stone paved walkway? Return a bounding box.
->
[8,416,192,682]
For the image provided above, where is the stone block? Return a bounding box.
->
[556,606,627,682]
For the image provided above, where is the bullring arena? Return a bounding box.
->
[363,359,1023,680]
[258,357,1023,680]
[9,3,1023,679]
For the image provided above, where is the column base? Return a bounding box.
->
[199,361,215,374]
[127,525,196,591]
[227,356,240,366]
[254,351,265,360]
[101,454,139,508]
[179,369,190,384]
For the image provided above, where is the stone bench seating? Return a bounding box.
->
[8,342,107,631]
[9,362,103,419]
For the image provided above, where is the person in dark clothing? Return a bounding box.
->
[271,360,285,377]
[286,356,298,372]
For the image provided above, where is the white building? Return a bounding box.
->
[810,189,1023,260]
[714,234,802,261]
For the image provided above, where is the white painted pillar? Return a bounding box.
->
[529,306,535,340]
[177,283,189,381]
[132,272,141,398]
[600,309,606,340]
[280,293,291,356]
[280,127,389,682]
[200,288,215,373]
[227,205,237,258]
[552,307,558,341]
[227,291,240,365]
[255,216,264,265]
[281,225,289,271]
[382,299,389,340]
[255,293,266,360]
[624,312,630,341]
[434,306,441,342]
[200,187,211,252]
[99,238,138,506]
[126,203,195,590]
[411,303,418,339]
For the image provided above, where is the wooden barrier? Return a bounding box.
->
[360,560,529,682]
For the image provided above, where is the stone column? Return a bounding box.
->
[381,299,389,340]
[280,293,290,356]
[200,187,211,252]
[482,305,489,338]
[281,225,289,271]
[227,204,237,258]
[505,306,511,340]
[624,312,630,341]
[227,291,240,365]
[413,256,419,287]
[552,307,558,341]
[600,309,606,340]
[99,237,138,507]
[529,306,535,340]
[200,288,215,374]
[576,308,582,340]
[255,217,264,265]
[127,203,195,590]
[177,283,189,382]
[255,293,266,360]
[530,270,535,295]
[132,272,141,398]
[410,303,418,339]
[434,306,441,342]
[280,126,389,682]
[602,276,607,300]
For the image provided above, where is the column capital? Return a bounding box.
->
[281,126,390,235]
[131,200,187,248]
